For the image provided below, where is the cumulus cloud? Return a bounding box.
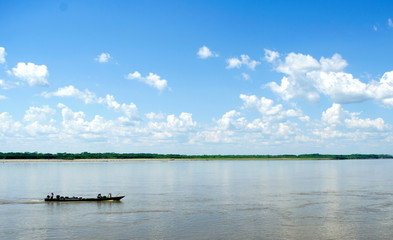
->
[24,105,56,123]
[308,103,392,144]
[58,103,113,137]
[12,62,49,86]
[311,72,370,103]
[98,94,139,121]
[42,85,140,121]
[276,52,320,75]
[226,58,242,69]
[226,54,260,70]
[319,54,348,72]
[127,71,169,91]
[149,113,196,131]
[240,94,307,122]
[0,47,6,64]
[216,110,245,130]
[0,112,22,136]
[265,50,393,106]
[42,85,97,104]
[190,111,243,144]
[197,46,218,59]
[264,49,280,62]
[323,103,388,130]
[23,106,57,135]
[191,106,303,145]
[144,112,197,140]
[190,94,311,145]
[95,53,111,63]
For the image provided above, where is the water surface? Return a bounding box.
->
[1,159,393,239]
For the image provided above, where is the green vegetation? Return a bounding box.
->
[0,152,392,160]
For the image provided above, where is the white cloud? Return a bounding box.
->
[42,85,140,121]
[127,71,141,79]
[389,18,393,28]
[240,94,306,122]
[226,54,260,70]
[146,112,165,120]
[127,71,169,91]
[0,79,20,89]
[144,112,197,140]
[0,80,6,89]
[321,103,346,126]
[345,117,387,130]
[241,73,250,81]
[0,112,22,136]
[276,52,320,75]
[368,71,393,107]
[24,105,56,123]
[24,121,57,136]
[312,104,392,144]
[373,25,378,32]
[0,47,6,64]
[216,110,245,130]
[190,110,243,144]
[266,51,393,105]
[12,62,49,86]
[264,49,280,62]
[226,58,242,69]
[322,103,389,131]
[57,103,113,138]
[23,106,57,136]
[311,72,370,103]
[148,113,196,131]
[382,98,393,107]
[0,95,6,100]
[188,94,312,146]
[190,105,305,145]
[98,94,139,120]
[95,53,111,63]
[197,46,218,59]
[319,53,348,72]
[42,85,97,104]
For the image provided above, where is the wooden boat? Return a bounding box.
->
[45,195,124,202]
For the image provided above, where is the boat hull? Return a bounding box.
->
[44,196,125,202]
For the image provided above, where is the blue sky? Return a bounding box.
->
[1,0,393,154]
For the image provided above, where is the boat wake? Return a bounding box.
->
[0,199,44,205]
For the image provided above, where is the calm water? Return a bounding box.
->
[1,159,393,239]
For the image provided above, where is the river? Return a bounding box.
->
[1,159,393,239]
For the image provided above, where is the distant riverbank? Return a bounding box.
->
[0,158,324,162]
[1,152,392,162]
[1,157,392,163]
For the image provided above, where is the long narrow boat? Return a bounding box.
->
[44,195,125,202]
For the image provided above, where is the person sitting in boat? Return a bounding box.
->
[51,192,54,199]
[108,193,112,198]
[97,193,102,199]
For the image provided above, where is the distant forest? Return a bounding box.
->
[0,152,392,160]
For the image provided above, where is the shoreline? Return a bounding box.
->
[0,157,381,162]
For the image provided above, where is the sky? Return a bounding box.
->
[1,0,393,154]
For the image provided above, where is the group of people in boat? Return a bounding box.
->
[97,193,112,199]
[46,192,113,200]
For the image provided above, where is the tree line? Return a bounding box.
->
[0,152,392,160]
